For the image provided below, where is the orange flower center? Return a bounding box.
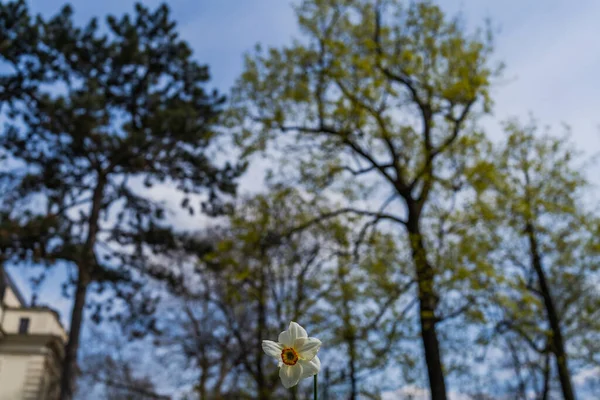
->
[281,347,299,366]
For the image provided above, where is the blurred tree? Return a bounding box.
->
[465,119,600,400]
[0,1,243,399]
[154,190,339,399]
[230,0,499,398]
[155,187,414,399]
[324,224,415,399]
[77,327,170,400]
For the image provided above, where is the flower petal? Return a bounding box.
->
[279,364,303,389]
[278,330,293,347]
[279,321,309,347]
[299,355,321,379]
[294,337,321,361]
[262,340,283,360]
[288,321,308,342]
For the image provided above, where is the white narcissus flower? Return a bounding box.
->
[262,321,322,388]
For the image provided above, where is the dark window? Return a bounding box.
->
[18,317,30,334]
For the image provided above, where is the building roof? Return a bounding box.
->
[0,265,68,338]
[0,264,28,306]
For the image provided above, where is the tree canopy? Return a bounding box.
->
[0,1,242,398]
[1,1,599,399]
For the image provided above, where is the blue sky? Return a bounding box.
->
[6,0,600,396]
[25,0,600,151]
[22,0,600,174]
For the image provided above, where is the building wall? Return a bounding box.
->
[0,354,29,400]
[1,310,67,341]
[0,349,58,400]
[0,273,65,400]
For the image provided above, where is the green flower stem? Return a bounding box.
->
[314,374,318,400]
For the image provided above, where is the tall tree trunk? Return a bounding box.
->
[348,344,357,400]
[526,222,576,400]
[407,212,447,400]
[338,261,358,400]
[541,351,551,400]
[59,271,89,400]
[60,177,106,400]
[323,367,330,400]
[256,265,268,400]
[507,339,527,400]
[214,350,231,397]
[197,354,208,400]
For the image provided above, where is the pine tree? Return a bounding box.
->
[0,2,243,398]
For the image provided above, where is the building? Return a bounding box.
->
[0,266,67,400]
